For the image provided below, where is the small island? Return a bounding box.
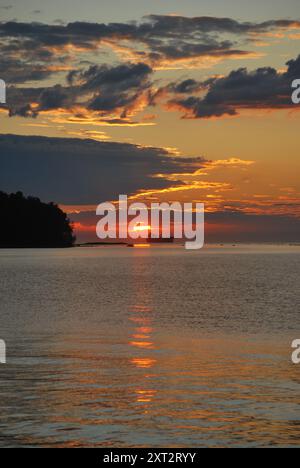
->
[0,191,75,248]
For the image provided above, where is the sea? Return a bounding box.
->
[0,244,300,447]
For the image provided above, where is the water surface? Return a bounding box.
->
[0,245,300,447]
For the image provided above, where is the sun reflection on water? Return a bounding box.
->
[128,252,158,407]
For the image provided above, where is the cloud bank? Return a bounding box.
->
[0,134,204,204]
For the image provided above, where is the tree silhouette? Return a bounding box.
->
[0,191,75,247]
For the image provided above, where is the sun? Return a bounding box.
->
[132,223,151,233]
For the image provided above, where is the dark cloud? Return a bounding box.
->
[0,134,204,205]
[38,85,71,110]
[134,36,249,65]
[163,78,208,96]
[6,85,71,117]
[5,62,153,119]
[0,57,56,84]
[1,15,297,47]
[144,15,300,36]
[72,62,152,114]
[0,38,68,85]
[0,15,299,80]
[166,55,300,118]
[5,55,300,121]
[1,14,299,120]
[74,62,152,91]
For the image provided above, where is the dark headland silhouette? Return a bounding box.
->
[0,191,75,248]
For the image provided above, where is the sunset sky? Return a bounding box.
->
[1,0,300,242]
